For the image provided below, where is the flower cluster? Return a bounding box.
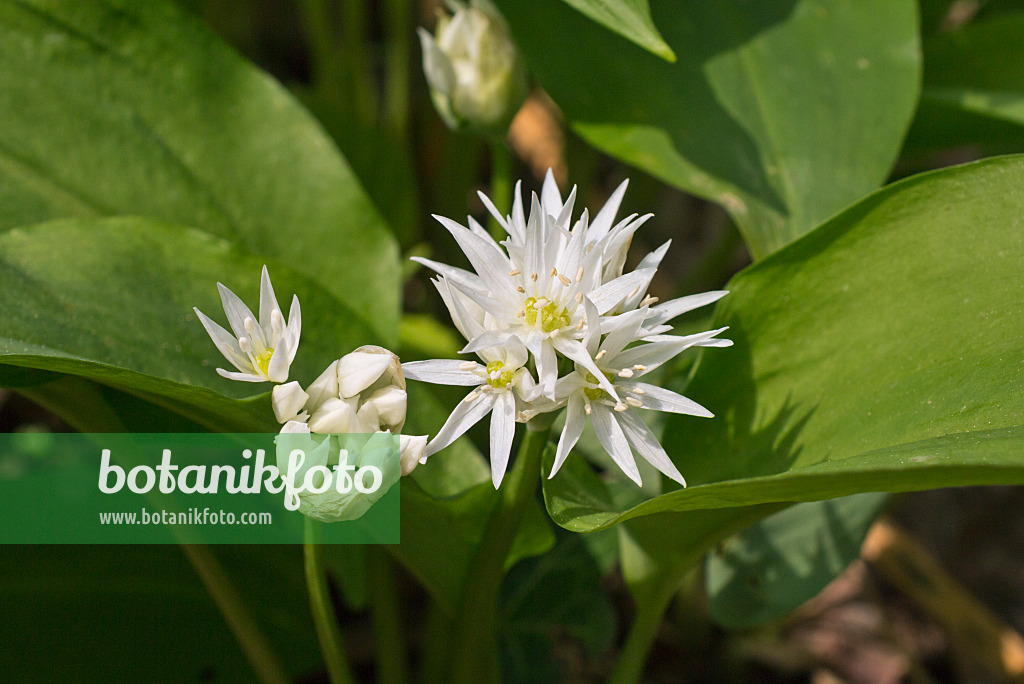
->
[404,171,731,488]
[195,269,426,521]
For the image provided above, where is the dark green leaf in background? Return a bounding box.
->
[559,0,676,62]
[0,217,376,431]
[496,0,921,258]
[0,0,399,341]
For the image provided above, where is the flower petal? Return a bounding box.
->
[541,168,563,218]
[489,390,516,487]
[216,368,267,382]
[258,265,283,331]
[266,333,291,383]
[217,282,257,341]
[272,381,309,424]
[646,290,729,326]
[550,393,585,478]
[588,268,656,314]
[285,295,301,365]
[425,391,498,456]
[616,327,731,373]
[590,404,641,486]
[551,336,619,402]
[401,359,484,386]
[338,352,395,398]
[194,307,250,372]
[616,408,686,486]
[587,178,628,243]
[619,382,713,418]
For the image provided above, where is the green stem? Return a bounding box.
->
[180,544,291,684]
[448,425,550,684]
[383,0,410,138]
[304,518,356,684]
[607,574,680,684]
[488,137,513,241]
[367,546,409,684]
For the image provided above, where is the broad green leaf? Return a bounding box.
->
[0,217,376,431]
[559,0,675,62]
[905,13,1024,152]
[705,493,889,629]
[0,0,399,340]
[495,0,921,257]
[544,155,1024,536]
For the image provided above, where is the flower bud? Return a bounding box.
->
[399,434,429,476]
[272,381,309,424]
[418,0,528,133]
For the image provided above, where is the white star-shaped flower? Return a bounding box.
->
[194,266,301,383]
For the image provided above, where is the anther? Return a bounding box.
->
[243,317,258,334]
[464,391,479,403]
[550,267,558,277]
[632,387,646,395]
[576,267,584,281]
[459,361,478,370]
[618,369,634,378]
[530,272,538,281]
[595,349,607,360]
[509,269,521,276]
[575,292,583,303]
[633,364,647,371]
[640,295,659,307]
[238,337,252,353]
[584,402,592,415]
[614,403,628,412]
[557,274,571,287]
[516,286,526,293]
[628,286,641,298]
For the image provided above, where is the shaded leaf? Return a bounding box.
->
[560,0,675,61]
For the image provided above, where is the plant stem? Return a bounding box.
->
[606,573,681,684]
[304,518,355,684]
[180,543,290,684]
[367,546,409,684]
[447,425,551,684]
[488,137,513,241]
[383,0,410,138]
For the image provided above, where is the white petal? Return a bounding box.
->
[620,382,713,418]
[305,360,340,414]
[541,168,563,218]
[590,404,641,486]
[216,368,267,382]
[616,327,730,373]
[510,179,526,242]
[272,381,309,424]
[588,178,628,243]
[598,307,647,361]
[285,295,301,365]
[266,333,292,383]
[194,307,250,372]
[258,265,283,331]
[412,256,485,292]
[477,190,509,233]
[489,390,516,488]
[461,330,518,356]
[308,397,359,433]
[550,393,585,478]
[551,336,620,402]
[554,185,577,228]
[581,295,601,356]
[399,434,429,475]
[418,27,455,96]
[589,268,656,314]
[646,290,729,325]
[338,352,394,398]
[432,214,519,306]
[401,359,484,386]
[364,387,408,431]
[616,409,686,486]
[217,282,257,340]
[425,391,498,456]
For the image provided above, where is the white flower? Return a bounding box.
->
[403,336,539,487]
[406,169,732,488]
[418,0,528,131]
[549,297,731,486]
[194,266,301,383]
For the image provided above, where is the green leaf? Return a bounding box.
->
[906,13,1024,152]
[544,155,1024,537]
[705,493,889,629]
[0,216,376,431]
[559,0,676,62]
[495,0,921,258]
[0,0,399,340]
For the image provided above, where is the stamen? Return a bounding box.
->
[618,369,634,378]
[243,317,258,334]
[575,292,583,303]
[626,397,643,408]
[595,349,607,360]
[459,361,478,370]
[633,364,647,371]
[508,269,521,276]
[464,391,479,403]
[640,295,659,307]
[557,274,571,287]
[576,321,584,331]
[530,272,538,281]
[270,310,285,338]
[550,267,558,277]
[517,310,526,318]
[533,298,549,309]
[614,403,628,412]
[584,402,592,415]
[238,337,252,353]
[575,267,584,281]
[628,286,641,298]
[632,387,646,395]
[516,286,526,293]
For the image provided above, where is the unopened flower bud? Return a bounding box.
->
[418,0,528,133]
[399,434,429,476]
[272,381,309,424]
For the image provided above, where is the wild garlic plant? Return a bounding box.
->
[403,170,732,487]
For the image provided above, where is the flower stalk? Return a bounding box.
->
[447,425,551,684]
[304,517,356,684]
